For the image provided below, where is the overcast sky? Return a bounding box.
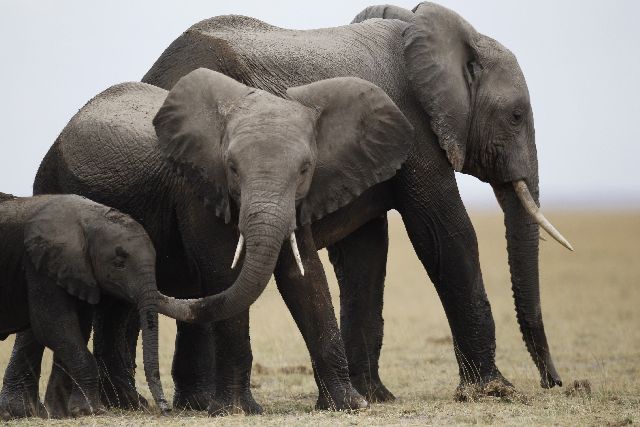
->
[1,1,638,209]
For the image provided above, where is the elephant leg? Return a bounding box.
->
[207,311,262,416]
[43,304,94,419]
[26,268,104,417]
[394,158,511,395]
[171,321,216,410]
[0,330,46,420]
[274,226,368,411]
[327,215,394,403]
[43,356,73,419]
[92,296,147,410]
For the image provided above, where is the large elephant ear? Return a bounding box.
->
[153,68,253,223]
[351,4,414,23]
[404,2,479,171]
[287,77,414,225]
[24,200,100,304]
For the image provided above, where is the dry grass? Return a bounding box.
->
[1,211,639,426]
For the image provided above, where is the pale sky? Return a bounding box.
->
[1,1,638,209]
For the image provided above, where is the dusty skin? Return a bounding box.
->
[1,211,638,426]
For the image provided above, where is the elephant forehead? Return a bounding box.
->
[226,97,316,145]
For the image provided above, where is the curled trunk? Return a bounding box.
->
[158,191,292,323]
[493,180,562,388]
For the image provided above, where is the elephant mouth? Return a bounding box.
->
[511,180,573,252]
[230,231,305,276]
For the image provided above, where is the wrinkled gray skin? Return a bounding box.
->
[2,69,412,415]
[141,2,561,397]
[0,193,205,419]
[2,2,566,414]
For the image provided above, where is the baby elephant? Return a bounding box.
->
[0,192,200,419]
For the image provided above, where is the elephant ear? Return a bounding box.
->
[287,77,414,225]
[24,200,100,304]
[153,68,253,223]
[404,2,480,171]
[351,4,414,23]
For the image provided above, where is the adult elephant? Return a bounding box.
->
[1,1,571,414]
[0,70,412,416]
[139,1,572,399]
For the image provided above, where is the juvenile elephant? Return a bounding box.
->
[0,192,209,419]
[1,70,412,414]
[133,1,570,401]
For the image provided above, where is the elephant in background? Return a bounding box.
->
[141,1,571,401]
[1,69,412,415]
[0,193,209,419]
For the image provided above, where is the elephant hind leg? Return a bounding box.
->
[327,215,395,403]
[0,330,46,420]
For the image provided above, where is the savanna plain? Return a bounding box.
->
[1,211,638,426]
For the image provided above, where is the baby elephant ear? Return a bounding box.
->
[153,68,253,223]
[287,77,414,225]
[24,200,100,304]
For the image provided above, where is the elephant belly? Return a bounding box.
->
[0,275,30,340]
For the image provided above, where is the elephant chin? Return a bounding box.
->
[493,180,567,388]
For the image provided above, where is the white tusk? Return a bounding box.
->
[230,234,245,269]
[289,232,305,276]
[512,180,574,251]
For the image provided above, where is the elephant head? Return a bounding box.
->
[352,2,572,387]
[152,68,413,321]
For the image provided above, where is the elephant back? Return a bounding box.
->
[55,82,169,199]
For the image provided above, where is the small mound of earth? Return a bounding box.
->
[564,379,592,397]
[455,380,526,403]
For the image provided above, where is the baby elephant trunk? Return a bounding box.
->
[137,288,171,415]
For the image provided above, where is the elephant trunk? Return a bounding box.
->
[159,188,294,323]
[137,288,171,415]
[493,179,565,388]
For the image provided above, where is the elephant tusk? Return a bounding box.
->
[289,232,305,276]
[512,180,574,251]
[230,234,245,269]
[539,235,547,241]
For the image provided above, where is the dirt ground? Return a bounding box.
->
[1,211,639,426]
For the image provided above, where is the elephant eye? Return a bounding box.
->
[512,109,524,124]
[113,256,126,269]
[228,162,239,177]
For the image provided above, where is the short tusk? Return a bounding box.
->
[289,232,305,276]
[512,180,574,251]
[230,234,244,269]
[539,235,547,241]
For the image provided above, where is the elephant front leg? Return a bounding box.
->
[394,160,512,397]
[327,215,394,403]
[207,312,262,416]
[171,321,216,410]
[275,226,368,411]
[92,297,148,410]
[0,330,46,420]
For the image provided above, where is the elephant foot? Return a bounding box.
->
[173,390,214,411]
[351,374,395,403]
[0,387,46,420]
[99,375,148,410]
[44,394,69,419]
[207,391,263,416]
[316,385,369,411]
[68,388,106,419]
[455,375,519,402]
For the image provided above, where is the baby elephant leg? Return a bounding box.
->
[26,266,104,418]
[0,330,46,420]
